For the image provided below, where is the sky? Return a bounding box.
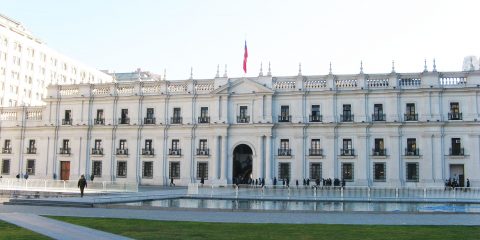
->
[2,0,480,79]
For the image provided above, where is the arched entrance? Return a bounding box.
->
[232,144,253,184]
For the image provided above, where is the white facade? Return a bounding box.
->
[0,14,112,107]
[0,68,479,188]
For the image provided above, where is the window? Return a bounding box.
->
[342,104,353,122]
[406,162,419,182]
[120,109,129,124]
[117,139,128,155]
[2,159,10,174]
[373,138,385,156]
[197,162,208,179]
[94,139,102,149]
[169,162,180,179]
[238,106,249,123]
[450,138,463,155]
[406,138,417,155]
[374,163,386,181]
[449,102,461,120]
[199,139,207,150]
[92,161,102,177]
[143,139,153,155]
[310,105,322,122]
[142,161,153,178]
[309,163,322,180]
[309,139,322,156]
[199,107,209,123]
[63,110,72,125]
[170,140,181,155]
[117,161,127,177]
[61,139,70,154]
[145,108,155,124]
[278,163,291,180]
[341,139,353,156]
[119,139,127,149]
[27,159,35,175]
[279,105,290,122]
[342,163,354,181]
[171,108,182,124]
[3,140,11,153]
[95,109,104,124]
[373,104,385,121]
[279,139,291,156]
[28,139,36,154]
[405,103,417,121]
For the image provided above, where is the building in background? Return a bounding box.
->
[0,65,479,188]
[0,14,112,107]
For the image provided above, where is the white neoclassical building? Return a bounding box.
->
[0,14,112,107]
[1,65,479,188]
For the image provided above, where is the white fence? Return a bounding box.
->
[0,178,138,193]
[193,185,480,202]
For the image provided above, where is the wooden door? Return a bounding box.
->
[60,161,70,180]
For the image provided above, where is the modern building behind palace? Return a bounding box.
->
[0,62,479,187]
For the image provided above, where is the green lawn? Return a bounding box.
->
[0,220,51,240]
[49,216,480,240]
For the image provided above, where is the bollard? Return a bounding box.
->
[423,188,427,201]
[341,187,344,200]
[235,185,239,198]
[395,188,399,200]
[63,180,66,190]
[368,187,371,201]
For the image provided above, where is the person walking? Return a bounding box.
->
[77,175,87,198]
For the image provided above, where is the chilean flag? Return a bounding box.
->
[243,40,248,73]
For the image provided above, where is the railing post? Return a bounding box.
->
[395,188,399,200]
[368,187,371,201]
[314,187,317,199]
[103,181,106,191]
[235,185,239,198]
[341,187,344,200]
[25,179,28,190]
[63,180,66,190]
[423,188,427,201]
[453,188,456,201]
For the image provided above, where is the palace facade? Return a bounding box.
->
[1,67,479,187]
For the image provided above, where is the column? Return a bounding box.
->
[216,136,221,179]
[256,136,264,178]
[265,135,272,184]
[220,136,227,181]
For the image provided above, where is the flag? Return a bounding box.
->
[243,40,248,73]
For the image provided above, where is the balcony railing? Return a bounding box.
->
[171,117,183,124]
[372,113,386,121]
[142,148,155,155]
[340,114,354,122]
[91,148,103,155]
[198,116,210,124]
[372,148,387,156]
[237,116,250,123]
[118,117,130,124]
[169,148,181,155]
[116,148,129,155]
[59,147,71,155]
[340,148,355,156]
[309,148,323,156]
[404,113,418,121]
[144,117,156,124]
[405,148,420,156]
[1,147,12,154]
[94,118,105,125]
[62,119,72,125]
[449,148,464,156]
[278,148,291,156]
[26,147,37,154]
[309,115,323,122]
[278,115,291,122]
[196,148,210,156]
[448,112,462,120]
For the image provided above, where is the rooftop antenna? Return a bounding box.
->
[329,62,332,75]
[423,58,428,72]
[360,60,364,74]
[391,60,396,73]
[163,68,166,80]
[215,64,220,78]
[298,62,302,76]
[259,62,263,77]
[432,58,437,72]
[267,62,272,76]
[470,57,475,71]
[223,64,228,78]
[190,67,193,79]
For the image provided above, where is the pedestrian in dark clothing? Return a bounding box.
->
[303,179,306,186]
[467,178,471,188]
[273,177,277,186]
[286,178,290,188]
[341,179,346,188]
[24,173,28,180]
[200,177,205,186]
[90,174,94,181]
[170,177,175,187]
[306,178,310,186]
[296,179,299,188]
[16,174,20,180]
[77,175,87,197]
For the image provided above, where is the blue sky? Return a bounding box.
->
[2,0,479,79]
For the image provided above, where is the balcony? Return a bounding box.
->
[340,148,355,156]
[309,115,323,122]
[198,116,210,124]
[278,148,291,156]
[91,148,103,155]
[59,147,71,155]
[116,148,129,155]
[449,148,464,156]
[62,119,72,125]
[404,113,418,121]
[340,114,354,122]
[372,148,387,156]
[169,148,181,156]
[142,148,155,156]
[278,115,291,122]
[118,117,130,124]
[404,148,420,156]
[1,147,12,154]
[196,148,210,156]
[26,147,37,154]
[372,113,386,121]
[237,116,250,123]
[171,117,183,124]
[309,148,323,156]
[94,118,105,125]
[448,112,462,120]
[144,117,156,124]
